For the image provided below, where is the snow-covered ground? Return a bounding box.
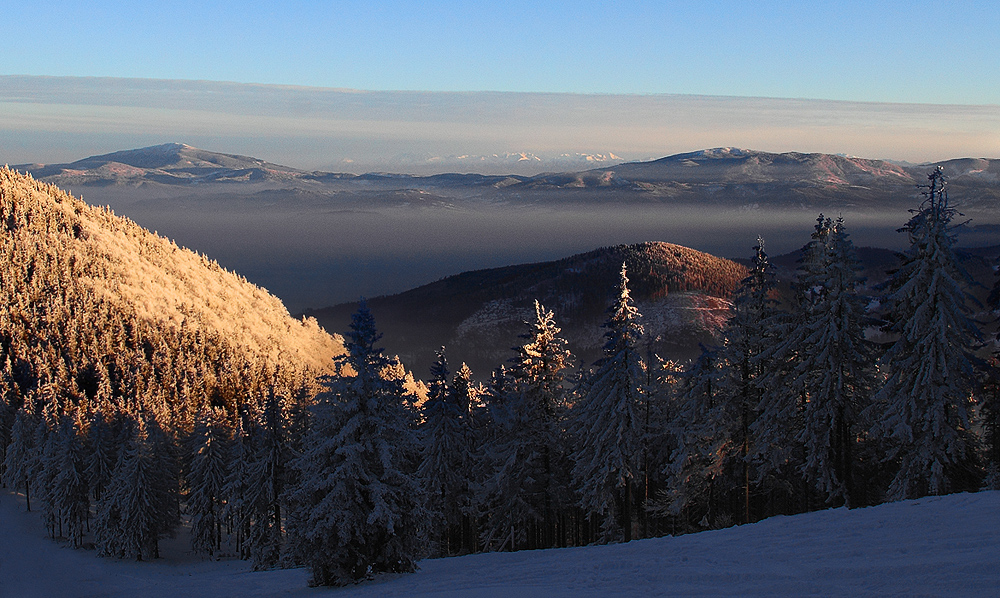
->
[2,489,998,597]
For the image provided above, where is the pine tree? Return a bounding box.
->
[570,264,645,542]
[287,302,425,586]
[872,168,983,499]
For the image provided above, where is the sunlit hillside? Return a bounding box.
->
[0,167,342,415]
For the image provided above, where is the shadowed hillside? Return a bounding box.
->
[305,242,748,378]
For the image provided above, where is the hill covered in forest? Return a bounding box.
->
[0,167,342,419]
[305,242,748,378]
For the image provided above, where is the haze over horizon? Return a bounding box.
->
[3,1,998,172]
[3,76,998,175]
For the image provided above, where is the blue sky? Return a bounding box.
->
[4,0,999,105]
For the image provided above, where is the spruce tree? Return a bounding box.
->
[661,346,727,530]
[570,264,644,542]
[481,302,573,550]
[222,415,257,560]
[721,237,778,524]
[873,168,983,499]
[755,217,873,507]
[96,417,166,561]
[287,302,424,586]
[86,408,117,503]
[247,389,292,569]
[985,257,1000,489]
[49,412,90,547]
[418,348,471,556]
[187,405,230,557]
[796,218,873,506]
[3,406,37,510]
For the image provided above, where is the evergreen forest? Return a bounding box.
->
[2,167,999,587]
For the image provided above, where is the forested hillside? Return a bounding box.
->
[0,167,342,559]
[308,242,748,377]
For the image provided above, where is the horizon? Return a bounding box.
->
[3,75,998,174]
[4,2,998,172]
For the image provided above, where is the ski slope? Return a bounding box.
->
[2,489,997,597]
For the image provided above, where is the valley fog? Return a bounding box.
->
[77,194,932,312]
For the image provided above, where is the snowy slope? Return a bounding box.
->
[2,489,998,597]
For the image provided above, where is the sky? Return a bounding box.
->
[2,1,999,169]
[4,0,999,104]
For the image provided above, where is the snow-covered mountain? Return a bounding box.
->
[3,487,996,597]
[13,144,1000,211]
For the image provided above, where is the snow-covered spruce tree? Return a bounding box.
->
[872,168,983,499]
[520,299,573,548]
[0,373,14,483]
[187,405,230,557]
[146,411,182,546]
[795,217,874,506]
[96,416,174,561]
[3,405,37,510]
[720,237,778,524]
[755,217,874,508]
[418,348,472,556]
[34,393,61,538]
[49,411,90,547]
[247,389,293,569]
[287,302,425,586]
[450,361,482,552]
[751,218,830,505]
[659,345,727,531]
[222,407,280,565]
[481,302,574,550]
[86,408,118,503]
[637,351,680,537]
[570,264,645,543]
[222,414,257,560]
[984,359,1000,490]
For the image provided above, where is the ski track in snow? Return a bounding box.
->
[2,490,998,597]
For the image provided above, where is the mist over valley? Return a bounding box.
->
[16,143,1000,313]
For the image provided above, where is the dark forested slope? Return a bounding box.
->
[306,242,748,378]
